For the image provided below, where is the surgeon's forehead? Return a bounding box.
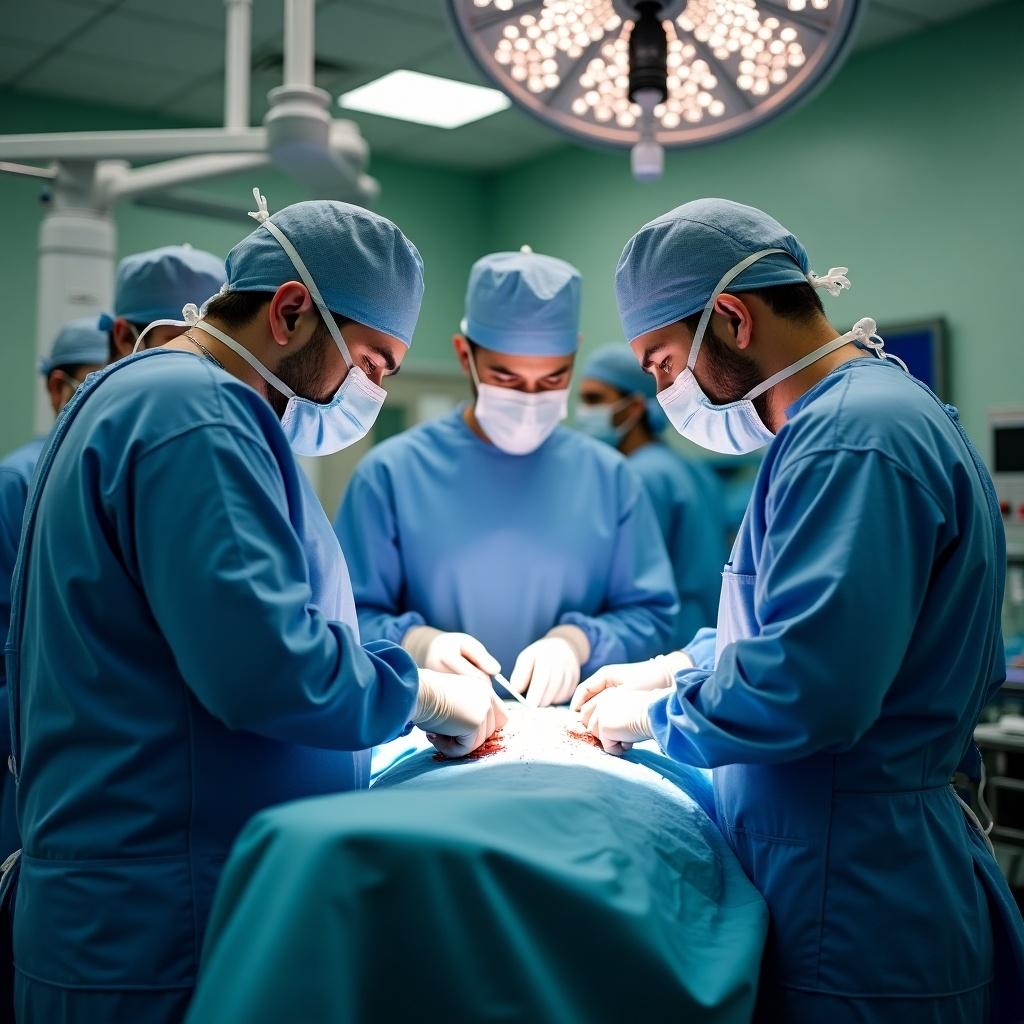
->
[477,347,573,374]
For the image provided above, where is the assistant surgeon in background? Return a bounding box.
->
[337,247,676,707]
[576,343,727,647]
[6,190,502,1023]
[0,318,109,862]
[574,198,1024,1022]
[0,244,226,868]
[105,243,226,358]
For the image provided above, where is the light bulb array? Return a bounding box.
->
[468,0,828,133]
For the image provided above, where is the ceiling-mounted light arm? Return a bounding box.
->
[0,160,57,181]
[98,152,271,209]
[628,2,667,183]
[224,0,253,130]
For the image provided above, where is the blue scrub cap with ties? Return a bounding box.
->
[462,247,581,356]
[111,244,226,325]
[38,315,110,375]
[615,198,851,343]
[581,343,669,433]
[225,191,425,347]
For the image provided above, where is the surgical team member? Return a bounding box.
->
[105,242,226,358]
[574,199,1024,1022]
[576,343,727,647]
[6,192,503,1023]
[336,248,677,707]
[0,317,109,861]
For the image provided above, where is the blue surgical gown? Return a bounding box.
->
[0,436,45,862]
[335,406,677,678]
[5,350,419,1021]
[628,442,727,648]
[651,356,1024,1022]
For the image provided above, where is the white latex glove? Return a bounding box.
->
[402,626,501,681]
[411,669,508,759]
[510,625,591,707]
[569,650,693,713]
[578,686,673,756]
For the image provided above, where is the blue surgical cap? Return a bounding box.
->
[615,198,812,343]
[581,343,668,433]
[114,244,226,324]
[462,249,581,356]
[225,199,424,347]
[38,315,110,376]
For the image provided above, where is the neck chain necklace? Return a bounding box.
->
[185,330,225,370]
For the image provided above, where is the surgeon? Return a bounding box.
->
[0,317,109,861]
[572,199,1024,1022]
[576,343,727,647]
[336,247,676,708]
[106,242,227,358]
[6,189,504,1023]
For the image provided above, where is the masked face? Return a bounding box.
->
[264,317,336,419]
[462,342,572,456]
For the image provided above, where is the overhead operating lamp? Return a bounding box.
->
[447,0,863,181]
[0,0,376,433]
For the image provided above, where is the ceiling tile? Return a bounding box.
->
[113,0,292,38]
[411,38,491,87]
[348,0,450,26]
[16,50,183,111]
[0,42,52,88]
[316,2,452,75]
[3,0,109,45]
[63,9,225,71]
[874,0,999,20]
[853,6,923,49]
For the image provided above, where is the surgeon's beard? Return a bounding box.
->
[698,323,773,427]
[265,321,334,419]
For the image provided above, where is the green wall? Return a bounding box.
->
[2,0,1022,455]
[487,0,1024,448]
[0,92,487,453]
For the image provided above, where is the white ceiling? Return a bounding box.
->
[0,0,1004,171]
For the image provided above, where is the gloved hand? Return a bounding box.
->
[412,669,508,758]
[569,650,693,712]
[402,626,501,681]
[579,686,673,756]
[510,625,591,707]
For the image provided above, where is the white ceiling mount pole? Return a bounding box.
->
[224,0,253,130]
[34,160,115,432]
[283,0,316,90]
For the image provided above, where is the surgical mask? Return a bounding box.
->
[574,396,639,447]
[467,349,567,455]
[195,318,384,457]
[659,249,867,455]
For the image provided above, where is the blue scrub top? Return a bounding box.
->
[627,442,727,648]
[654,356,1024,1020]
[335,406,677,677]
[6,350,419,999]
[0,435,45,860]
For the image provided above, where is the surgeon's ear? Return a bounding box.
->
[452,334,472,376]
[110,318,138,359]
[268,282,314,347]
[714,294,754,351]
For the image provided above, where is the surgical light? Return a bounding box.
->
[448,0,863,181]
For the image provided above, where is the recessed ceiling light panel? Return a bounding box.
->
[339,70,511,129]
